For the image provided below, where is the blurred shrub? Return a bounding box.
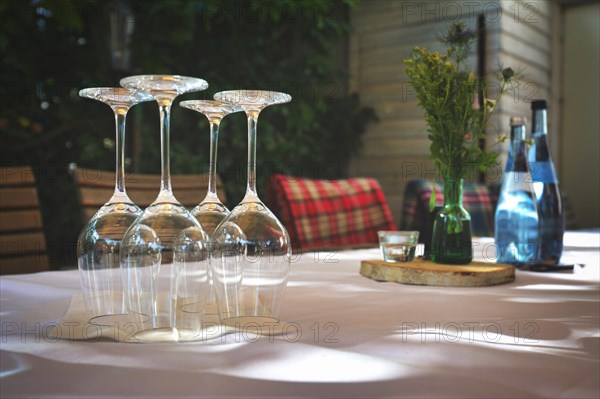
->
[0,0,376,268]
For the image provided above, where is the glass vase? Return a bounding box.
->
[431,176,473,264]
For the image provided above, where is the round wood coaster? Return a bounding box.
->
[360,259,515,287]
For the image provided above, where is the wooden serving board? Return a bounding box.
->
[360,259,515,287]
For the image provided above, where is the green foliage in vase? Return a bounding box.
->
[0,0,375,267]
[404,23,516,191]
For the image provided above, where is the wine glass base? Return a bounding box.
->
[220,316,280,328]
[89,313,132,327]
[130,327,202,343]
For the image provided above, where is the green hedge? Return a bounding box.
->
[0,0,376,267]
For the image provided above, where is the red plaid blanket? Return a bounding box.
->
[267,175,397,251]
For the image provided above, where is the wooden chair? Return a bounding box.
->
[71,166,227,224]
[0,166,50,274]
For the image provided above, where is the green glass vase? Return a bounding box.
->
[431,176,473,264]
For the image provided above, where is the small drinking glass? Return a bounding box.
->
[119,75,211,342]
[378,231,420,262]
[77,87,153,326]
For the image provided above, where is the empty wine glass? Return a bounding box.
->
[77,87,153,326]
[180,100,242,318]
[210,90,292,328]
[119,75,211,342]
[179,100,242,236]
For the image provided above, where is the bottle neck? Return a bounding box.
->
[510,139,529,172]
[510,123,527,141]
[532,108,548,136]
[529,108,553,164]
[508,123,529,172]
[443,177,463,207]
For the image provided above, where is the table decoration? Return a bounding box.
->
[74,74,295,341]
[404,23,517,264]
[360,259,515,287]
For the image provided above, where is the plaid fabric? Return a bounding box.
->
[267,175,397,251]
[400,180,499,237]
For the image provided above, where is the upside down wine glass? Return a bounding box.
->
[77,87,153,326]
[211,90,292,328]
[119,75,210,342]
[179,100,242,236]
[180,100,242,316]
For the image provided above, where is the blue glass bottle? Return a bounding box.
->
[528,100,564,264]
[495,117,539,265]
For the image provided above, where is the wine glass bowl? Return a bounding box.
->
[214,90,292,113]
[211,202,290,325]
[120,75,208,102]
[77,87,153,325]
[79,87,154,110]
[180,100,243,122]
[210,90,292,327]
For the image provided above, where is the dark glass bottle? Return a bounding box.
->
[431,176,472,265]
[528,100,564,264]
[495,117,539,265]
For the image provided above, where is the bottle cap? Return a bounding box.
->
[531,100,547,110]
[510,116,527,126]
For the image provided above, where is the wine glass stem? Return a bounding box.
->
[111,107,130,203]
[244,112,260,202]
[205,121,221,202]
[159,103,173,196]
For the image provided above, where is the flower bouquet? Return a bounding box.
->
[404,23,516,264]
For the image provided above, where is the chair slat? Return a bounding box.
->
[0,166,50,274]
[77,187,116,208]
[0,231,47,255]
[0,187,40,209]
[0,166,36,186]
[75,168,223,190]
[0,210,44,233]
[0,254,50,275]
[73,167,227,225]
[173,191,203,209]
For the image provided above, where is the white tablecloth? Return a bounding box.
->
[1,232,599,398]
